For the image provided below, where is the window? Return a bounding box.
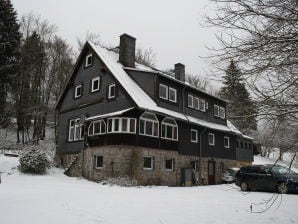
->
[88,120,106,136]
[159,84,168,100]
[208,133,215,146]
[108,83,116,99]
[191,160,199,171]
[199,99,206,112]
[191,129,198,143]
[91,77,100,92]
[219,107,226,119]
[107,117,136,134]
[85,53,93,67]
[144,156,154,170]
[74,85,82,98]
[224,136,230,148]
[139,112,159,137]
[68,118,83,141]
[214,105,220,117]
[165,159,174,171]
[188,94,193,108]
[194,97,199,110]
[161,117,178,141]
[169,87,177,103]
[94,156,103,169]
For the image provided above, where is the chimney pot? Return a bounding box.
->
[119,33,136,67]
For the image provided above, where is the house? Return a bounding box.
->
[55,33,254,186]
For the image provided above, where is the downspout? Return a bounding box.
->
[199,127,207,184]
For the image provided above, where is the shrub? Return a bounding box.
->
[19,147,49,174]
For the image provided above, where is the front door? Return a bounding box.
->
[208,161,216,185]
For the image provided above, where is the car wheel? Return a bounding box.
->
[277,182,288,194]
[240,181,249,191]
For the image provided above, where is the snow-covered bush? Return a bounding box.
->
[19,147,50,174]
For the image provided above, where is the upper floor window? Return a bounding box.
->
[69,118,83,141]
[85,53,93,67]
[74,85,82,98]
[88,120,106,136]
[224,136,230,148]
[219,107,226,119]
[214,105,220,117]
[91,77,100,92]
[193,97,199,110]
[188,94,193,108]
[161,117,178,141]
[159,84,168,100]
[107,117,136,134]
[139,112,159,137]
[108,83,116,99]
[191,129,198,143]
[169,87,177,103]
[199,99,206,112]
[208,133,215,146]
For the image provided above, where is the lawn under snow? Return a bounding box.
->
[0,155,298,224]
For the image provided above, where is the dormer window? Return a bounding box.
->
[214,105,220,117]
[188,94,193,108]
[85,53,93,67]
[108,83,116,99]
[91,77,100,92]
[74,85,82,98]
[169,87,177,103]
[159,84,168,100]
[219,107,226,119]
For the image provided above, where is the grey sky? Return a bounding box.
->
[11,0,222,85]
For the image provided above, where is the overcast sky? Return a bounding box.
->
[11,0,223,87]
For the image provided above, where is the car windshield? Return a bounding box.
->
[271,166,295,175]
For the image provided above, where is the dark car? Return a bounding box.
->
[235,164,298,194]
[221,167,240,184]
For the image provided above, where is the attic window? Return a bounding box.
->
[219,107,226,119]
[214,105,220,117]
[169,87,177,103]
[85,53,93,67]
[91,77,100,92]
[74,85,82,98]
[159,84,168,100]
[108,83,116,99]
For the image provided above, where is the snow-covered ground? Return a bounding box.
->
[0,155,298,224]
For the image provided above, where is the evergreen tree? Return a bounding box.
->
[219,60,257,134]
[0,0,21,125]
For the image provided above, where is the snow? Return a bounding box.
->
[1,154,298,224]
[85,107,135,121]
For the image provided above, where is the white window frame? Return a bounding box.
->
[69,118,83,141]
[224,136,230,148]
[161,117,178,141]
[219,107,226,119]
[94,156,103,169]
[208,133,215,146]
[143,156,154,170]
[214,105,220,117]
[91,77,100,92]
[191,129,198,143]
[159,84,168,100]
[74,85,82,98]
[139,112,159,138]
[107,117,136,134]
[88,120,106,136]
[165,158,174,171]
[108,83,116,99]
[194,97,199,110]
[85,53,93,67]
[169,87,177,103]
[188,94,193,108]
[199,98,206,112]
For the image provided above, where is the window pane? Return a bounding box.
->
[146,121,153,135]
[161,124,166,138]
[173,127,178,140]
[191,130,197,142]
[153,122,158,137]
[122,118,128,132]
[75,125,81,140]
[169,88,176,102]
[69,127,74,141]
[101,121,106,133]
[166,125,172,139]
[188,95,193,108]
[199,99,205,111]
[114,119,119,132]
[159,84,168,99]
[140,120,145,134]
[130,119,135,133]
[108,119,112,132]
[88,123,93,136]
[94,121,101,134]
[194,97,199,109]
[144,157,152,169]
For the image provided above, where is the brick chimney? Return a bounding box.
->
[174,63,185,82]
[119,33,136,67]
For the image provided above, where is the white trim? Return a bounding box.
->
[165,158,174,171]
[69,118,83,141]
[107,117,136,134]
[188,94,193,108]
[91,76,100,92]
[208,133,215,146]
[139,112,159,138]
[85,53,93,67]
[159,84,168,100]
[108,83,116,99]
[86,107,135,121]
[191,129,198,143]
[169,87,177,103]
[143,156,154,170]
[224,136,230,148]
[161,117,178,141]
[74,85,82,98]
[88,119,106,136]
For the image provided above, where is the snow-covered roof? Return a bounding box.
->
[85,107,135,121]
[86,42,245,136]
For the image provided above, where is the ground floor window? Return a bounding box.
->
[143,156,154,170]
[94,156,103,169]
[208,133,215,146]
[165,158,174,171]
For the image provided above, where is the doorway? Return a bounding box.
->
[208,161,216,185]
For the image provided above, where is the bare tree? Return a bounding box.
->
[77,31,102,52]
[135,46,156,67]
[186,73,217,95]
[205,0,298,151]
